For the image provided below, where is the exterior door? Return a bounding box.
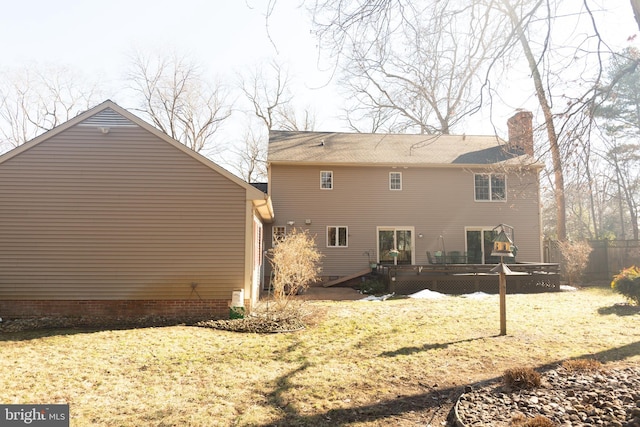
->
[466,228,500,264]
[378,227,413,265]
[252,216,263,306]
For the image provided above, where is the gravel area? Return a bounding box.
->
[455,365,640,426]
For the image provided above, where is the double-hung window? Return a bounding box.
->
[474,173,506,201]
[327,226,348,247]
[320,171,333,189]
[272,226,286,246]
[389,172,402,190]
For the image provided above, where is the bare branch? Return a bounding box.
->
[0,64,100,151]
[126,51,232,153]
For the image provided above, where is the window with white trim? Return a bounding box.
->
[320,171,333,189]
[389,172,402,190]
[272,226,286,246]
[474,173,506,201]
[327,226,348,247]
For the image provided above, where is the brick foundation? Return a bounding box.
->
[0,299,240,320]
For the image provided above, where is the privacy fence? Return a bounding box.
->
[545,239,640,282]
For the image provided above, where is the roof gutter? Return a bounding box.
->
[252,194,275,224]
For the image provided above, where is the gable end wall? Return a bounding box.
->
[0,123,249,317]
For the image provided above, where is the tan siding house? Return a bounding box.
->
[267,112,543,282]
[0,100,273,319]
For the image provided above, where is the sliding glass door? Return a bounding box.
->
[378,227,413,265]
[466,228,501,264]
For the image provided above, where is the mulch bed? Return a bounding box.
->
[195,317,305,333]
[0,316,205,333]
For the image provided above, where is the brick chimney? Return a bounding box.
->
[507,110,534,156]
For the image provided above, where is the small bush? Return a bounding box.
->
[511,414,557,427]
[556,240,592,285]
[611,266,640,305]
[196,300,313,333]
[503,367,541,390]
[359,278,386,295]
[561,358,602,373]
[267,228,323,300]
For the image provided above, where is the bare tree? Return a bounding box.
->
[310,0,636,241]
[238,60,291,131]
[277,103,317,131]
[126,51,231,154]
[238,59,316,131]
[607,141,640,239]
[632,0,640,31]
[0,65,100,151]
[581,48,640,239]
[495,0,571,240]
[234,59,316,181]
[235,126,268,183]
[336,1,509,134]
[492,0,639,240]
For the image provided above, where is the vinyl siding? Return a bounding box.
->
[0,124,248,300]
[268,164,541,277]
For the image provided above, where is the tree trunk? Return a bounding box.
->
[632,0,640,31]
[586,165,599,239]
[502,0,567,240]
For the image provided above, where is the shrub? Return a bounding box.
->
[561,358,602,373]
[503,367,541,390]
[556,240,592,285]
[512,414,557,427]
[359,278,386,295]
[611,266,640,305]
[196,300,311,333]
[267,228,323,300]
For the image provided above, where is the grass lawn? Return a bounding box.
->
[1,287,639,426]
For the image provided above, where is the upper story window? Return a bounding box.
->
[389,172,402,190]
[272,226,286,246]
[475,173,506,201]
[327,226,348,247]
[321,171,333,189]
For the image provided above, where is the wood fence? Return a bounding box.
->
[544,239,640,282]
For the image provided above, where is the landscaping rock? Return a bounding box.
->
[455,365,640,426]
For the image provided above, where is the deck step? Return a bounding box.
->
[323,268,372,287]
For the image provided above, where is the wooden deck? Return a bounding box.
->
[377,262,561,295]
[323,268,372,287]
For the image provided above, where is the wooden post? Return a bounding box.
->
[499,268,507,336]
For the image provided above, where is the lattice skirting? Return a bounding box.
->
[389,273,560,295]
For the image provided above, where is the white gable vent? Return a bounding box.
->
[78,108,137,128]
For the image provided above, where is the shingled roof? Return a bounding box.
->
[268,130,534,166]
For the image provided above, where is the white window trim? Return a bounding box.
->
[376,226,415,265]
[272,226,286,246]
[320,170,333,190]
[474,173,506,202]
[464,226,495,264]
[327,226,348,248]
[389,171,402,191]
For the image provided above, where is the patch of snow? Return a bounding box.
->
[408,289,447,299]
[360,293,395,301]
[560,285,578,292]
[460,292,494,299]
